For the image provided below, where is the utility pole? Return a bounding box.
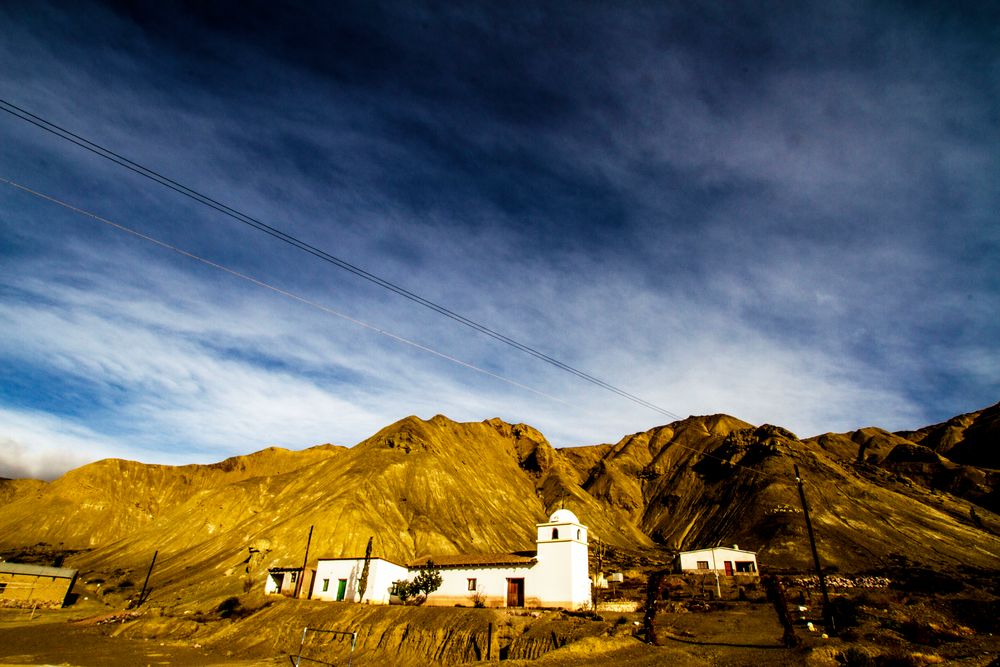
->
[294,526,313,599]
[132,550,158,609]
[710,547,721,599]
[794,465,835,634]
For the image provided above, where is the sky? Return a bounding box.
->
[1,1,998,480]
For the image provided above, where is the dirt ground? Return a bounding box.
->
[0,606,280,667]
[3,595,999,666]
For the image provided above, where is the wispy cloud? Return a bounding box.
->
[1,1,997,478]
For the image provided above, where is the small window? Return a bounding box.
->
[696,561,709,570]
[322,578,330,592]
[290,571,298,582]
[552,528,559,539]
[467,578,477,591]
[576,529,581,540]
[0,582,6,594]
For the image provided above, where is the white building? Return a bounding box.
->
[312,557,408,604]
[290,509,591,609]
[678,546,759,575]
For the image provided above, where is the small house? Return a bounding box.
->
[678,546,758,575]
[0,561,78,608]
[312,557,408,604]
[264,566,315,598]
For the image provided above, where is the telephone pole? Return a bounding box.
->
[794,465,835,634]
[294,525,313,599]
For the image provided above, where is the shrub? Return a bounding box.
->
[217,596,243,618]
[394,564,443,606]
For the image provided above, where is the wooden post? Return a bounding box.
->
[487,622,493,661]
[794,465,835,634]
[642,570,666,645]
[294,526,313,599]
[764,575,799,647]
[134,550,158,608]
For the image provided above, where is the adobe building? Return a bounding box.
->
[263,566,315,599]
[0,561,78,608]
[282,509,591,609]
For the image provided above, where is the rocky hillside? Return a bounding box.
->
[0,405,998,607]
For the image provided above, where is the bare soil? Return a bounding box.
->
[3,590,999,666]
[0,607,278,667]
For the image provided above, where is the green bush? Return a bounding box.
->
[394,564,443,606]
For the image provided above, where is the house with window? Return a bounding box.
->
[312,556,408,604]
[271,509,591,609]
[677,545,758,575]
[0,561,78,608]
[263,566,315,598]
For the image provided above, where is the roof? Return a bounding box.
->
[314,556,406,568]
[407,552,536,569]
[543,508,581,525]
[0,562,78,579]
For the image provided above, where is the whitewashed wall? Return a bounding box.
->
[532,512,591,609]
[312,558,408,604]
[424,564,534,607]
[678,548,758,573]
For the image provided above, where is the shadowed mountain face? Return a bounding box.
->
[0,405,998,605]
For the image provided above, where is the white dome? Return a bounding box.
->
[548,509,579,524]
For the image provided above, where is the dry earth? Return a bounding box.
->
[1,404,999,665]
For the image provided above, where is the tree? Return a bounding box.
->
[357,537,373,603]
[590,537,607,610]
[395,562,443,605]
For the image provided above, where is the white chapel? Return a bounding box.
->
[292,509,591,609]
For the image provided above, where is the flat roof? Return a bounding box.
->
[0,562,78,579]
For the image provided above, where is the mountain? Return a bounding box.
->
[1,406,998,608]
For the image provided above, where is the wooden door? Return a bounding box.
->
[506,578,524,608]
[724,561,733,576]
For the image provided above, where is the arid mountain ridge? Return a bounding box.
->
[1,403,998,606]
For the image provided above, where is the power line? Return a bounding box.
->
[0,176,571,407]
[3,175,792,481]
[4,180,796,484]
[0,98,683,421]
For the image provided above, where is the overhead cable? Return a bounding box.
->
[0,176,570,407]
[0,98,683,421]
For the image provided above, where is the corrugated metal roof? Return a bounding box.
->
[0,561,78,578]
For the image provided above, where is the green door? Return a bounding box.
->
[336,579,347,601]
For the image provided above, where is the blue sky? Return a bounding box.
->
[1,1,998,479]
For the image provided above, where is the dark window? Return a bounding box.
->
[322,578,330,592]
[0,582,6,594]
[696,561,709,570]
[552,528,559,539]
[467,578,477,591]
